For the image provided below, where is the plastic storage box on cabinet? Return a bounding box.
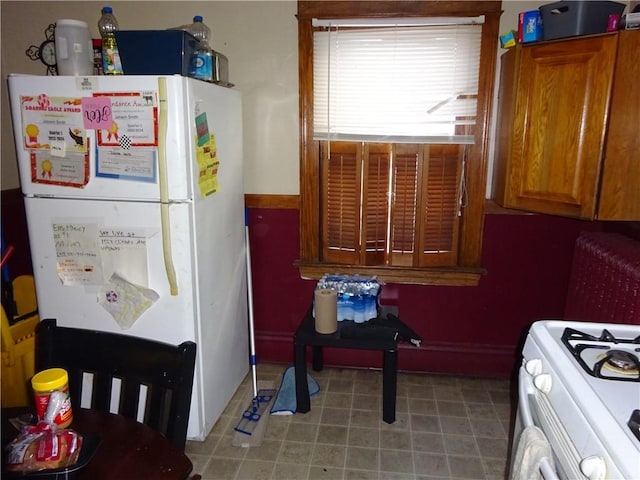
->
[540,1,626,40]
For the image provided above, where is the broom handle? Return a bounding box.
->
[245,209,258,398]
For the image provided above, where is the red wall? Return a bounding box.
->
[2,190,608,379]
[247,208,602,378]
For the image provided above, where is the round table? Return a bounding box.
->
[2,407,193,480]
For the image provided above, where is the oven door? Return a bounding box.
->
[511,364,592,480]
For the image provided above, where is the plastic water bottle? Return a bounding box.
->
[98,6,123,75]
[185,16,213,82]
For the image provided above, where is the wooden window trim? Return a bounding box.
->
[296,1,501,286]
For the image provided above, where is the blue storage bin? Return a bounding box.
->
[114,30,198,75]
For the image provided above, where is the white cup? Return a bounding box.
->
[55,19,93,76]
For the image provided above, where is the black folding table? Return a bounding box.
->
[293,307,399,423]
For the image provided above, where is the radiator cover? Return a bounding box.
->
[564,232,640,325]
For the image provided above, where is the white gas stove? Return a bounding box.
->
[512,320,640,480]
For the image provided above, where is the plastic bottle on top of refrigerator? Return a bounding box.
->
[98,6,124,75]
[185,16,213,82]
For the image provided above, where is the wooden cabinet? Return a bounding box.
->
[492,31,640,220]
[598,31,640,220]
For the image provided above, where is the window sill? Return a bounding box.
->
[295,261,485,286]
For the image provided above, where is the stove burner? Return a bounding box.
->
[605,350,640,372]
[562,327,640,382]
[598,350,640,376]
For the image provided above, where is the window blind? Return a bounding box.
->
[313,18,483,144]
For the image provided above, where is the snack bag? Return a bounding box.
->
[5,423,83,473]
[5,391,83,473]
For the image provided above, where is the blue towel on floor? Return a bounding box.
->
[270,366,319,415]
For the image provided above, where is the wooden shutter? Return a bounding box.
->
[389,144,420,267]
[322,141,463,267]
[321,141,361,264]
[419,144,463,266]
[387,144,463,267]
[361,144,391,265]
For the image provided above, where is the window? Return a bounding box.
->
[313,18,483,143]
[296,1,501,286]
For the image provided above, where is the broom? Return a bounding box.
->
[233,209,276,438]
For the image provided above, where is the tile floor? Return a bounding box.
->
[186,363,515,480]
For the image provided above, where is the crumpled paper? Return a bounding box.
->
[97,273,159,329]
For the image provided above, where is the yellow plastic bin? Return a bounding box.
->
[1,306,38,407]
[1,275,39,407]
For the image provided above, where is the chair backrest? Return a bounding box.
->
[36,318,196,451]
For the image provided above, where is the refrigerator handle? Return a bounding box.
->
[158,77,178,296]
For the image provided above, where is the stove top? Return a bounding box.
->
[561,326,640,381]
[526,320,640,479]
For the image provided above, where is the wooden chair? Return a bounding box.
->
[36,318,197,451]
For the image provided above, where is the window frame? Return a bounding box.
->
[296,1,502,286]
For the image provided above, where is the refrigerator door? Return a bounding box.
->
[24,196,197,339]
[24,195,249,440]
[8,74,192,201]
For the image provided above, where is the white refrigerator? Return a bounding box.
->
[7,73,249,441]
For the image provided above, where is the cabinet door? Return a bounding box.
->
[598,30,640,220]
[506,34,617,218]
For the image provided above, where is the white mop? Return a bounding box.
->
[232,210,276,447]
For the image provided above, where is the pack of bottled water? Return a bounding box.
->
[316,274,381,323]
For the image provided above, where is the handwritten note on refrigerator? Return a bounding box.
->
[99,227,149,287]
[53,223,104,286]
[52,222,150,288]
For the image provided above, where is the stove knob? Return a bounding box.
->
[580,455,606,480]
[525,359,543,376]
[533,373,552,393]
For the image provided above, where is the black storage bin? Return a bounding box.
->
[114,30,198,75]
[540,1,626,40]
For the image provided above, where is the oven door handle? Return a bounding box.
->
[516,366,560,480]
[540,457,560,480]
[518,366,534,428]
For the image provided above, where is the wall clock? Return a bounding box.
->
[26,24,57,75]
[39,40,57,68]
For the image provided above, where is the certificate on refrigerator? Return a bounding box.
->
[19,94,87,154]
[94,92,158,147]
[29,147,90,188]
[95,147,157,183]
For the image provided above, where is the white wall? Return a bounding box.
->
[1,1,631,195]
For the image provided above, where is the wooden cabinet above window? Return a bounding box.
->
[492,30,640,221]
